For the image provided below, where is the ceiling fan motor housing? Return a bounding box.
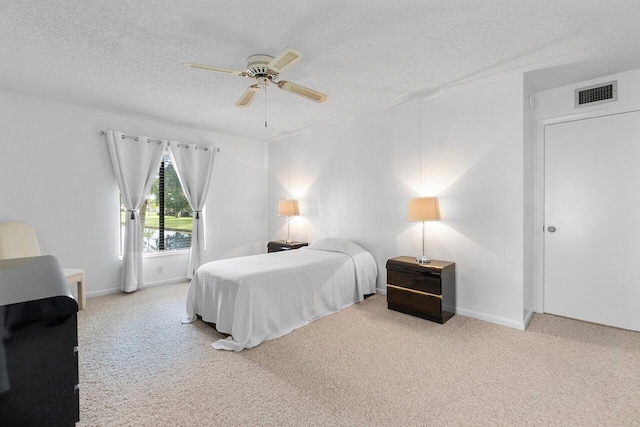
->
[246,54,278,79]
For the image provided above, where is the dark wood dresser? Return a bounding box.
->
[267,241,309,253]
[386,256,456,324]
[0,256,80,426]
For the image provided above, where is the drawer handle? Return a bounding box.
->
[388,284,442,299]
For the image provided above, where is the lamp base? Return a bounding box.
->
[416,256,431,264]
[285,238,294,244]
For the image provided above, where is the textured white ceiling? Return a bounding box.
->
[2,0,640,142]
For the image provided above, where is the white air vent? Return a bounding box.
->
[575,81,617,108]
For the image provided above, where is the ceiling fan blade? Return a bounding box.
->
[267,47,302,73]
[236,85,260,107]
[182,62,245,76]
[277,81,327,103]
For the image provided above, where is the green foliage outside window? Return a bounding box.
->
[120,156,193,253]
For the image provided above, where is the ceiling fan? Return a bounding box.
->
[183,47,327,108]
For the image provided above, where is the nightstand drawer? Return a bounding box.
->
[387,285,442,320]
[387,269,441,295]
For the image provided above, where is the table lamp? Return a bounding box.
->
[406,197,440,263]
[278,199,299,244]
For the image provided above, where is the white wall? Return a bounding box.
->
[268,73,531,329]
[532,67,640,312]
[523,78,535,323]
[0,91,267,297]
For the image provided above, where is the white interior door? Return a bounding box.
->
[544,110,640,331]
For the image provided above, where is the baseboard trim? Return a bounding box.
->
[86,287,120,298]
[379,288,524,330]
[144,277,189,288]
[523,309,535,329]
[453,306,526,330]
[86,277,189,299]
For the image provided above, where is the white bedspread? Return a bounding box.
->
[183,238,377,351]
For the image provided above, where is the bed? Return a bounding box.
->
[182,238,377,351]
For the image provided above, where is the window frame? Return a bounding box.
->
[118,154,193,256]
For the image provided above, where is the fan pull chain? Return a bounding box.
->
[264,83,268,128]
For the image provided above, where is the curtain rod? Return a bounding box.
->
[99,130,220,152]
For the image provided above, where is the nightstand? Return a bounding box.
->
[386,256,456,324]
[267,240,309,253]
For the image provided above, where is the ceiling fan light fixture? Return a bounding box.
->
[256,77,270,86]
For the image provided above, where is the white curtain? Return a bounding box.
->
[168,141,217,278]
[107,130,166,292]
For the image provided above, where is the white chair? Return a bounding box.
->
[0,221,85,310]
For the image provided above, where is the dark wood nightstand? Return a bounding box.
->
[267,241,309,253]
[386,256,456,324]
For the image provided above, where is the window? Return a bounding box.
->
[120,155,192,254]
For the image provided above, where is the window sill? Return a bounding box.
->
[118,249,190,261]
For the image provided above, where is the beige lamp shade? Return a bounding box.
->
[277,199,299,216]
[406,197,440,222]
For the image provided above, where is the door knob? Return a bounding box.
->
[547,226,556,233]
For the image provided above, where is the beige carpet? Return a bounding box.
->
[77,282,640,426]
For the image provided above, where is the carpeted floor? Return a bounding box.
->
[77,282,640,426]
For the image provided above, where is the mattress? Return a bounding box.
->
[183,238,377,351]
